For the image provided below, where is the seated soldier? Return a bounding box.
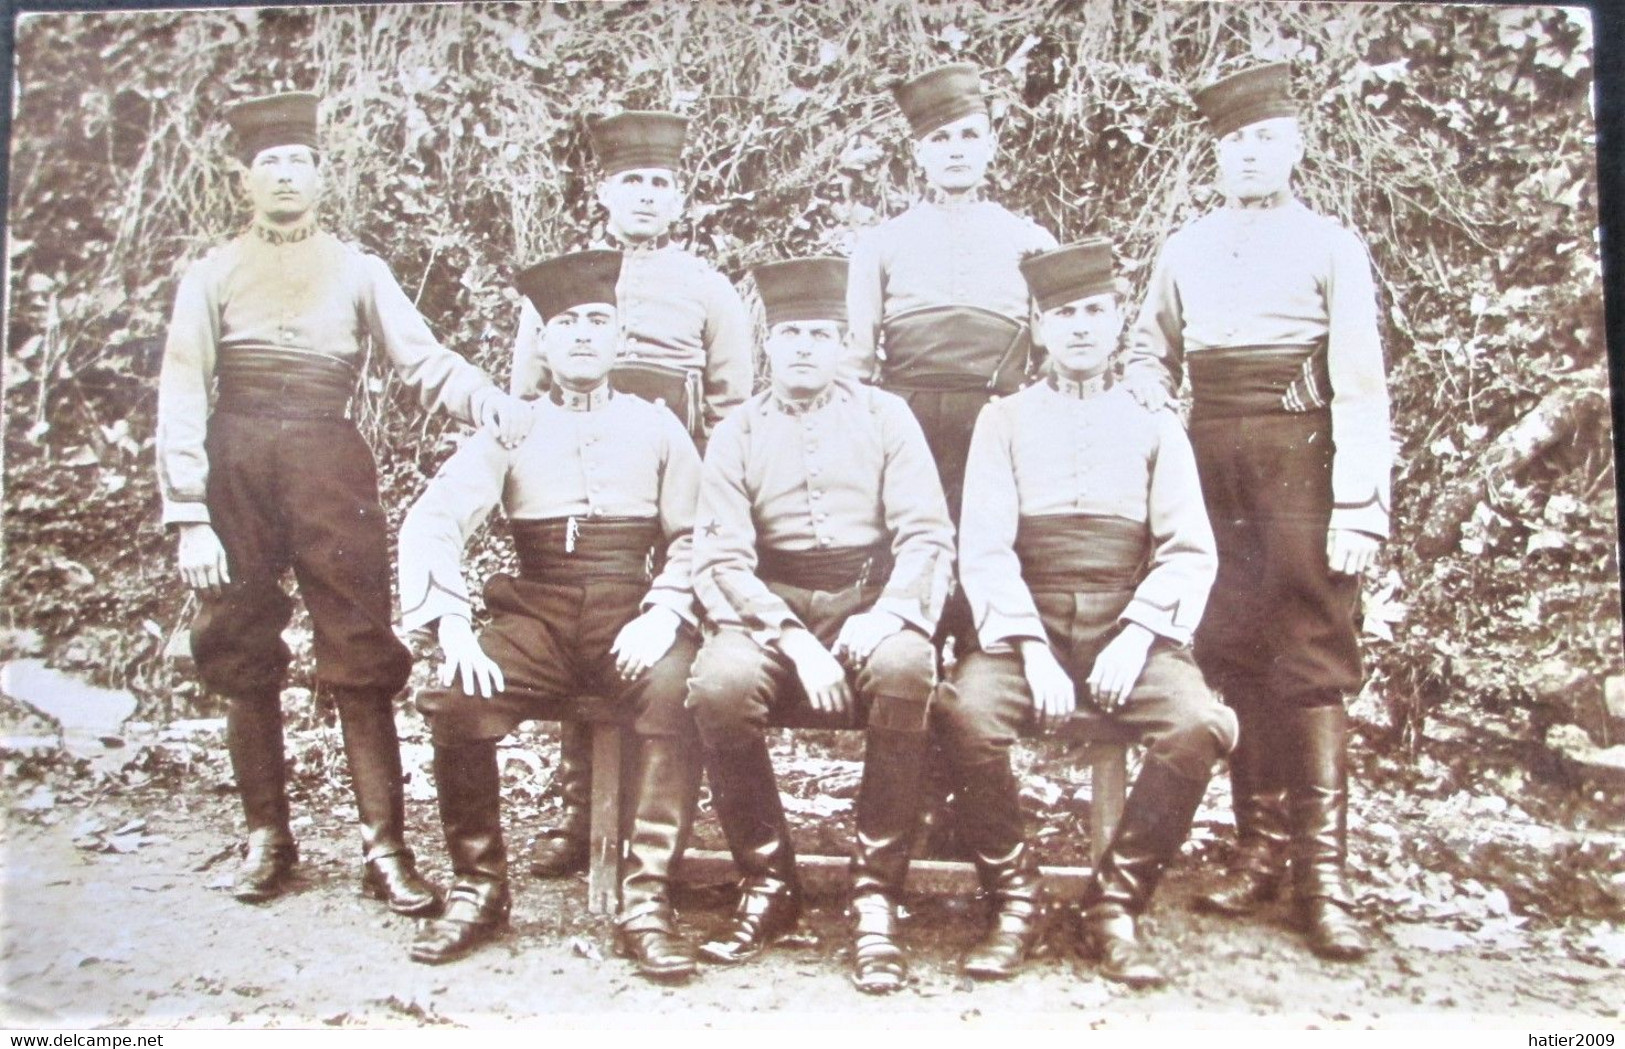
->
[687,257,956,995]
[936,239,1238,987]
[397,250,705,980]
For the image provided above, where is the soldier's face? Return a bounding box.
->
[765,319,844,399]
[913,112,995,193]
[542,303,618,388]
[1214,117,1303,202]
[1035,292,1123,379]
[597,168,684,242]
[243,145,321,224]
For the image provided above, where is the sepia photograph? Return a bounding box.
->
[0,0,1619,1030]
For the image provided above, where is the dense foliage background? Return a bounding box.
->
[2,1,1615,786]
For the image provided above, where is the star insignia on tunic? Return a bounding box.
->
[702,520,721,537]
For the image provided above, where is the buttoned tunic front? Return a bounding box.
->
[401,387,702,743]
[1125,198,1392,701]
[691,380,955,647]
[156,221,504,699]
[938,375,1235,785]
[959,379,1217,654]
[158,224,500,526]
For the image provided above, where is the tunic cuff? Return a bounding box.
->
[1330,502,1390,541]
[1119,602,1195,648]
[643,588,699,629]
[977,611,1048,654]
[162,499,212,528]
[874,596,936,638]
[400,583,473,636]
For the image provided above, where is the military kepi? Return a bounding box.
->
[515,250,623,322]
[588,111,688,175]
[753,257,848,327]
[1019,239,1116,313]
[225,91,320,166]
[1193,62,1297,139]
[893,64,987,139]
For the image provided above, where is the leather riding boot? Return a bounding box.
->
[1282,703,1371,962]
[911,738,961,861]
[698,738,802,965]
[1196,700,1289,917]
[613,734,703,981]
[530,722,592,878]
[226,695,297,903]
[1077,757,1207,988]
[334,690,441,917]
[410,741,511,965]
[956,756,1046,979]
[848,725,930,994]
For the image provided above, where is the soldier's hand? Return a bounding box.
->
[1326,528,1380,576]
[1020,641,1076,732]
[1118,367,1174,412]
[1087,624,1154,712]
[481,391,534,449]
[611,606,681,681]
[176,523,231,596]
[832,611,904,670]
[779,628,854,717]
[437,615,505,698]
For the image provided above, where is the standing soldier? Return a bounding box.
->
[687,258,955,994]
[847,63,1057,548]
[400,250,705,977]
[1123,63,1391,961]
[156,92,528,912]
[514,111,755,880]
[939,239,1237,987]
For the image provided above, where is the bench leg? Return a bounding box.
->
[586,723,624,915]
[1090,744,1128,869]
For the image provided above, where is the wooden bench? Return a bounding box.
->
[549,699,1137,915]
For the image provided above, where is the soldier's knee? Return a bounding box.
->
[1151,698,1239,780]
[862,630,936,701]
[686,634,775,747]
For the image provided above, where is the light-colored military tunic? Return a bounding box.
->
[157,221,501,526]
[398,386,700,635]
[509,241,753,434]
[691,380,955,645]
[1127,199,1392,539]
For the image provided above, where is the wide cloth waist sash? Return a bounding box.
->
[611,360,703,437]
[215,347,357,419]
[1188,343,1329,421]
[880,305,1029,394]
[757,542,893,592]
[1015,514,1148,592]
[508,516,663,584]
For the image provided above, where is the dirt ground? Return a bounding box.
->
[2,727,1622,1031]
